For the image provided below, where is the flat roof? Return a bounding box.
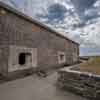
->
[0,1,79,45]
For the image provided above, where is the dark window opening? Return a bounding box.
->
[19,53,26,65]
[60,54,65,61]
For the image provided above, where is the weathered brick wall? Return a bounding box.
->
[0,7,79,74]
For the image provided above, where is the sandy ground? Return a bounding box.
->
[0,72,87,100]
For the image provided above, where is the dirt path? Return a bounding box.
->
[0,72,87,100]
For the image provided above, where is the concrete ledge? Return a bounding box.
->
[0,63,69,83]
[0,68,35,84]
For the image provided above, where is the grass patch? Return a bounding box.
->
[79,56,100,75]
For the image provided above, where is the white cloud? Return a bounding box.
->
[0,0,100,56]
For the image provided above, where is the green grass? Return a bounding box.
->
[79,56,100,75]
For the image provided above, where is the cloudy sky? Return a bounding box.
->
[0,0,100,56]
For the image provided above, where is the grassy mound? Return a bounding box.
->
[79,57,100,75]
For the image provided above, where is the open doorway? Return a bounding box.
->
[8,46,37,72]
[19,53,26,65]
[18,52,32,66]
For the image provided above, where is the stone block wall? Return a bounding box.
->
[0,45,9,76]
[0,6,79,75]
[57,68,100,99]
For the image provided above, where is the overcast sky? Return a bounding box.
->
[0,0,100,56]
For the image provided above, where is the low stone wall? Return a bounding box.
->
[57,67,100,100]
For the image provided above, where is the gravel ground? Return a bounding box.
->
[0,71,87,100]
